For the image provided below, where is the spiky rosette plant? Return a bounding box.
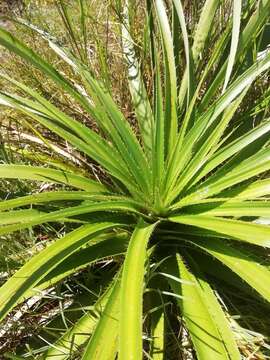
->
[0,0,270,358]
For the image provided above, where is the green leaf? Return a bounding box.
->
[201,0,270,109]
[25,233,128,301]
[0,26,91,112]
[183,201,270,218]
[0,191,116,211]
[186,119,270,190]
[0,221,123,321]
[222,0,242,92]
[182,147,270,205]
[0,72,129,172]
[169,214,270,247]
[0,28,151,198]
[0,90,139,196]
[192,0,219,64]
[178,0,219,105]
[0,200,139,236]
[163,253,240,360]
[152,46,165,211]
[154,0,178,156]
[148,277,166,360]
[150,309,164,360]
[81,74,152,196]
[172,91,248,198]
[119,219,157,360]
[45,278,119,360]
[122,3,154,157]
[0,209,42,225]
[172,0,193,105]
[232,179,270,200]
[191,237,270,302]
[165,51,270,204]
[0,164,105,192]
[82,274,121,360]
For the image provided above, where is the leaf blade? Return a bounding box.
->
[119,219,157,360]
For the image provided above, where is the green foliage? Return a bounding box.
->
[0,0,270,358]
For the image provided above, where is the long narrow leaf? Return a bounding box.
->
[0,27,91,112]
[0,164,105,192]
[165,51,270,204]
[169,215,270,247]
[155,0,178,156]
[82,276,121,360]
[0,200,139,236]
[122,2,154,157]
[24,233,128,302]
[119,219,157,360]
[178,0,219,105]
[163,253,240,359]
[222,0,242,92]
[0,221,123,322]
[191,237,270,302]
[44,282,115,359]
